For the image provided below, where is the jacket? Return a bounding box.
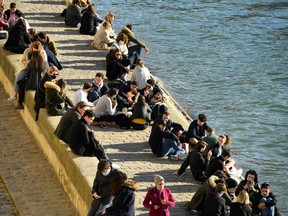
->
[207,155,225,178]
[148,125,179,157]
[131,101,151,121]
[87,80,109,102]
[177,150,209,182]
[186,120,211,141]
[64,5,81,27]
[54,108,81,144]
[119,27,146,48]
[204,191,226,216]
[105,180,140,216]
[143,187,175,216]
[69,118,89,153]
[45,82,66,116]
[4,18,30,53]
[80,11,102,36]
[230,202,252,216]
[91,24,115,50]
[91,167,119,205]
[25,63,44,91]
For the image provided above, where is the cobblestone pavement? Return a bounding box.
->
[0,84,78,216]
[0,175,18,216]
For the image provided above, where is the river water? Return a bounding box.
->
[94,0,288,212]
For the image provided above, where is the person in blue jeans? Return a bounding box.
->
[149,119,184,158]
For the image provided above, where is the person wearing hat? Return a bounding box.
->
[54,101,93,144]
[148,119,183,158]
[143,175,175,216]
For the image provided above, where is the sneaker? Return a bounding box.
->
[7,95,16,101]
[15,103,24,109]
[168,155,179,161]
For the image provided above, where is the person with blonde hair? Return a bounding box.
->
[143,175,175,216]
[230,190,252,216]
[91,21,116,50]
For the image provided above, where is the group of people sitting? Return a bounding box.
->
[1,1,281,215]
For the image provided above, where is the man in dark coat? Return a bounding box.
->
[203,183,227,216]
[175,141,212,182]
[87,72,109,103]
[87,159,119,216]
[69,110,108,160]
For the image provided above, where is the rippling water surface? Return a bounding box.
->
[94,0,288,212]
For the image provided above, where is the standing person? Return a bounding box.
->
[80,4,102,36]
[174,141,212,183]
[251,182,279,216]
[230,190,252,216]
[69,110,108,160]
[185,113,211,145]
[54,101,91,145]
[203,183,227,216]
[143,175,175,216]
[87,159,118,216]
[64,0,81,27]
[87,72,109,103]
[34,66,59,120]
[131,59,151,90]
[235,170,260,197]
[101,171,140,216]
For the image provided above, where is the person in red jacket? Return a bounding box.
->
[143,175,175,216]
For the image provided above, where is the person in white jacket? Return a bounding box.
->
[73,82,94,106]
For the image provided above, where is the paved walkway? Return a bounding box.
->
[1,0,200,215]
[0,84,78,216]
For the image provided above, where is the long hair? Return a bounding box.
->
[29,51,44,69]
[110,171,127,196]
[235,190,250,205]
[244,170,258,184]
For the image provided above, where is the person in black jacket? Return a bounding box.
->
[149,120,184,158]
[69,110,108,160]
[185,113,211,145]
[174,141,212,182]
[4,10,30,53]
[251,182,280,216]
[87,159,119,216]
[79,4,102,35]
[116,80,138,111]
[230,190,252,216]
[203,183,227,216]
[106,48,130,82]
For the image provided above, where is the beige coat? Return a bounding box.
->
[91,24,115,50]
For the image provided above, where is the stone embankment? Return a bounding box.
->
[0,0,199,215]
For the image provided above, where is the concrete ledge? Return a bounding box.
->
[0,46,91,215]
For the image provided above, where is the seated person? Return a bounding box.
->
[64,0,81,27]
[69,110,108,160]
[4,10,30,53]
[130,94,151,130]
[116,81,138,111]
[139,79,162,106]
[156,111,184,132]
[79,4,102,36]
[207,149,238,189]
[209,134,231,158]
[45,79,73,116]
[235,169,260,197]
[37,32,58,56]
[87,72,109,103]
[93,88,131,129]
[0,4,9,30]
[230,190,253,216]
[28,28,38,42]
[251,182,279,216]
[73,82,94,106]
[185,113,211,145]
[119,24,149,56]
[54,101,91,144]
[91,21,116,50]
[174,141,212,183]
[105,48,130,82]
[4,3,20,25]
[202,128,218,155]
[34,66,59,120]
[148,119,183,158]
[131,59,151,90]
